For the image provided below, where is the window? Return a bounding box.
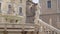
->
[47,1,51,8]
[19,7,23,16]
[20,0,22,3]
[8,4,12,14]
[0,3,1,13]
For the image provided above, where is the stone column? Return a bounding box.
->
[27,31,32,34]
[3,31,8,34]
[20,32,22,34]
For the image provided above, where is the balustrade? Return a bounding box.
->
[38,19,60,34]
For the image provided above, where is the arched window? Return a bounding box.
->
[19,7,23,16]
[8,4,12,14]
[47,0,51,8]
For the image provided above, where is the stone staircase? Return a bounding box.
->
[38,19,60,34]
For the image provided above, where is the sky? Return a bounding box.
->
[32,0,39,3]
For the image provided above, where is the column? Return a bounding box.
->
[27,31,31,34]
[49,18,52,25]
[22,31,27,34]
[8,31,22,34]
[34,25,39,34]
[20,31,22,34]
[3,31,8,34]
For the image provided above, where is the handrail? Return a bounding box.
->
[38,19,60,33]
[0,23,35,25]
[0,14,23,19]
[0,23,35,27]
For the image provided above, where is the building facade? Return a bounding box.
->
[0,0,60,34]
[39,0,60,29]
[39,0,60,34]
[0,0,40,34]
[0,0,27,24]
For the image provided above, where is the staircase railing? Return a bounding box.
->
[0,23,35,31]
[38,19,60,34]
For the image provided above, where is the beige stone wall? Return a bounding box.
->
[40,14,60,29]
[39,0,60,29]
[0,0,27,23]
[1,0,26,15]
[39,0,57,14]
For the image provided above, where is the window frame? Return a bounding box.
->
[7,3,12,14]
[47,0,51,8]
[19,7,22,13]
[18,6,23,16]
